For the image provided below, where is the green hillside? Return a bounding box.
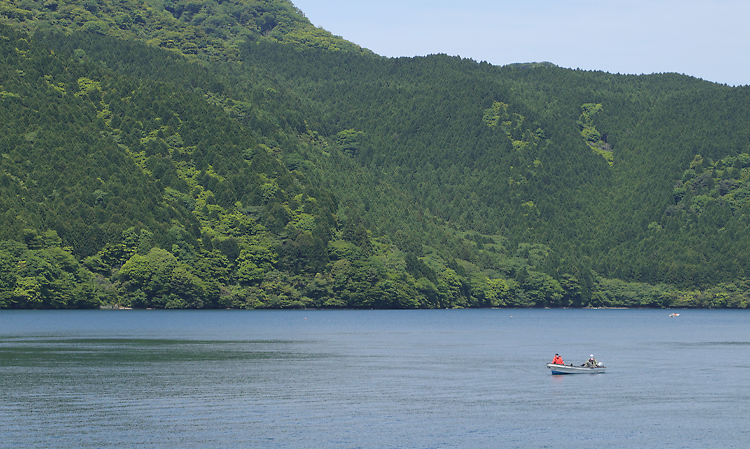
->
[1,0,371,56]
[2,0,750,309]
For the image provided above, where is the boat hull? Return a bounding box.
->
[547,363,606,374]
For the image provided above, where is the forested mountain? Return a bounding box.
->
[2,0,750,309]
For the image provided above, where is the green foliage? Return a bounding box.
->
[0,233,101,308]
[577,103,613,165]
[592,277,673,308]
[3,1,750,310]
[0,0,371,61]
[336,129,365,156]
[482,101,508,128]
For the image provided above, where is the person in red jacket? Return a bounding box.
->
[552,354,564,365]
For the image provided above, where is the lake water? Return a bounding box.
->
[1,309,748,448]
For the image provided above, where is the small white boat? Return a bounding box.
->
[669,313,679,317]
[547,363,606,374]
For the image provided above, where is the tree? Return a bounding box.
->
[119,248,179,307]
[0,250,17,308]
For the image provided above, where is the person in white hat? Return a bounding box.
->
[584,354,598,368]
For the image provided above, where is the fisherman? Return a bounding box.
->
[552,354,564,365]
[584,354,598,368]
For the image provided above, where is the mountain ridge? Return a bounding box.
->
[2,1,750,310]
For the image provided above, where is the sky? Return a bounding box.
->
[291,0,749,86]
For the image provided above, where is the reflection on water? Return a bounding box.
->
[0,338,314,364]
[1,309,749,448]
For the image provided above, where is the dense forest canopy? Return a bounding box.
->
[2,0,750,309]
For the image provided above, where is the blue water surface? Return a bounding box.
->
[1,309,748,448]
